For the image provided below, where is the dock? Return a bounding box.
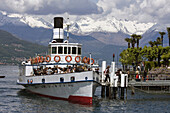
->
[129,80,170,93]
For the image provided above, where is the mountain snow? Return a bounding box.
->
[0,11,155,35]
[68,16,155,35]
[0,11,52,29]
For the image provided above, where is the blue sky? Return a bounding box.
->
[0,0,169,24]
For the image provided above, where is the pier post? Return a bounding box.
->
[109,62,116,99]
[120,74,128,100]
[131,85,135,95]
[109,87,113,99]
[106,85,110,97]
[120,87,125,100]
[101,85,105,98]
[102,61,106,83]
[113,87,118,99]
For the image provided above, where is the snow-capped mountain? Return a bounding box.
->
[0,11,52,29]
[0,11,154,36]
[68,16,155,35]
[2,10,168,47]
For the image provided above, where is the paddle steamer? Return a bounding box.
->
[17,17,101,105]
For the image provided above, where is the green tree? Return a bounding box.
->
[161,46,170,66]
[136,35,142,48]
[167,27,170,46]
[159,32,166,47]
[131,34,137,48]
[149,41,154,47]
[125,38,131,48]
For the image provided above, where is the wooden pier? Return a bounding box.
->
[129,80,170,93]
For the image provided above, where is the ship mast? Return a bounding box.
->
[66,17,70,41]
[66,17,70,55]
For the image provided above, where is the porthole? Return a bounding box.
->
[42,78,45,83]
[71,76,75,82]
[60,77,64,82]
[85,77,88,80]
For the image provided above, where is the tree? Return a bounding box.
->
[149,41,154,47]
[167,27,170,46]
[159,32,166,47]
[161,46,170,66]
[131,34,137,48]
[125,38,131,48]
[136,35,142,48]
[154,37,162,47]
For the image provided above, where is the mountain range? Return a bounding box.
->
[0,11,169,64]
[0,11,169,47]
[0,30,47,64]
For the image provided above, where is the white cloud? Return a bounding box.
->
[0,0,103,15]
[97,0,170,24]
[0,0,170,25]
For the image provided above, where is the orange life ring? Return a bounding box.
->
[38,56,42,63]
[54,55,61,62]
[75,56,81,63]
[45,55,51,62]
[83,56,88,63]
[65,55,72,62]
[87,58,94,65]
[90,58,95,65]
[34,57,38,63]
[41,56,44,62]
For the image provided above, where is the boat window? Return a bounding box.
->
[60,77,64,82]
[48,45,51,55]
[71,76,75,82]
[78,47,81,55]
[68,47,71,54]
[52,47,57,54]
[64,47,67,54]
[58,47,63,54]
[72,47,76,54]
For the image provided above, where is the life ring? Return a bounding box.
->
[54,55,61,62]
[83,56,88,63]
[34,57,38,64]
[65,55,72,62]
[87,58,94,65]
[41,56,44,62]
[75,56,81,63]
[45,55,51,62]
[38,56,42,63]
[90,58,95,65]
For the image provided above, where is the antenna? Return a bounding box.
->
[66,17,70,41]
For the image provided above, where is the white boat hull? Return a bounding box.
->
[18,71,101,104]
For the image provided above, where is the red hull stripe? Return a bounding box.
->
[28,90,92,105]
[69,95,93,105]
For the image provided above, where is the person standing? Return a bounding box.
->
[104,66,110,82]
[143,70,147,81]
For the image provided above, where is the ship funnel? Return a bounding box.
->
[52,17,64,43]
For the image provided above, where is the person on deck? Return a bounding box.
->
[104,66,110,82]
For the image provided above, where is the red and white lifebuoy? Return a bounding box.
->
[54,55,61,62]
[90,58,95,65]
[65,55,72,62]
[45,55,51,62]
[75,56,81,63]
[83,56,88,63]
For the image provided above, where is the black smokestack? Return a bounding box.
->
[54,17,63,28]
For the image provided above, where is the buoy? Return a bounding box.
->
[65,55,72,62]
[45,55,51,62]
[75,56,81,63]
[54,55,61,62]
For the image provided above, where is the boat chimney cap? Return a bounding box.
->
[54,17,63,28]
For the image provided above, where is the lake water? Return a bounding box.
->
[0,65,170,113]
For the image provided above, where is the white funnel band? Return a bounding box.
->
[53,28,64,39]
